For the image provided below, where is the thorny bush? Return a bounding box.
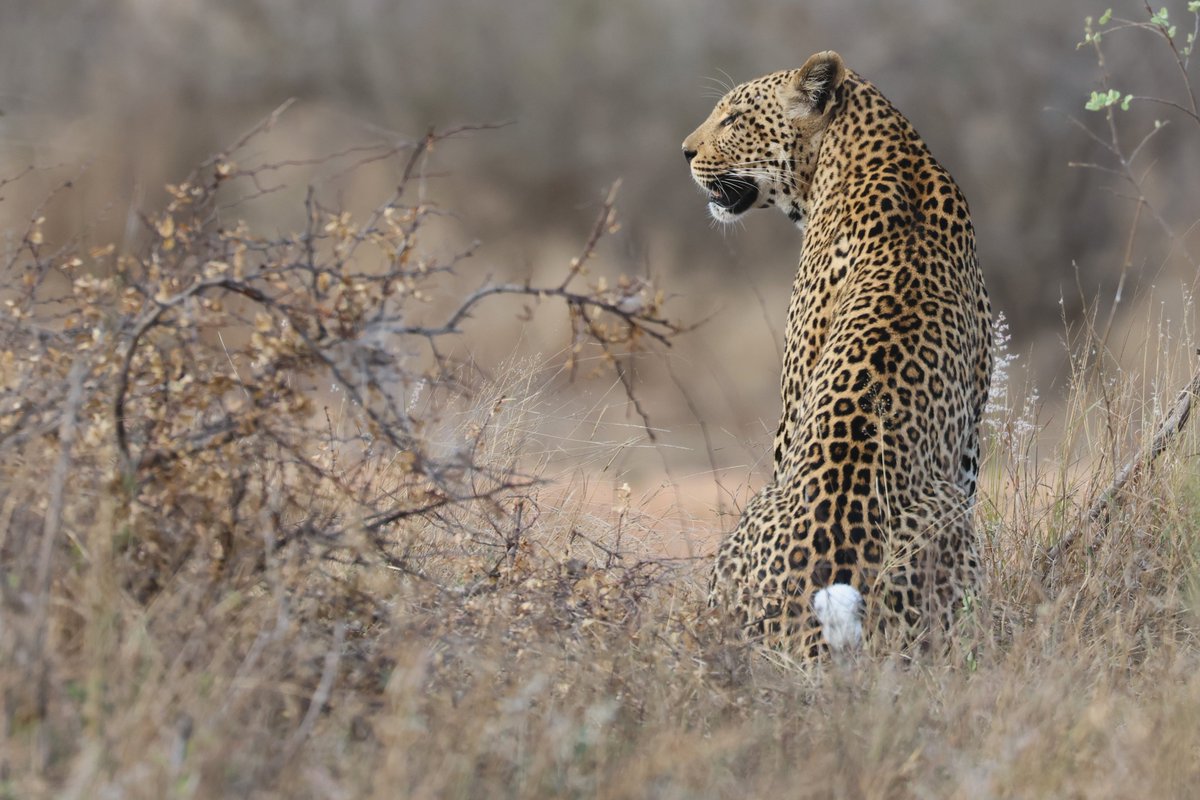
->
[0,118,691,740]
[13,121,685,560]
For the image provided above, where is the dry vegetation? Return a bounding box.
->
[4,3,1200,799]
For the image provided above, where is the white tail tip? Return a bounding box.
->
[812,583,864,654]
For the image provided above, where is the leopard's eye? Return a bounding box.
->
[719,111,742,128]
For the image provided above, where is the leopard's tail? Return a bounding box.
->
[812,583,864,656]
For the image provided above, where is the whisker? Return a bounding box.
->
[701,71,737,95]
[716,67,738,93]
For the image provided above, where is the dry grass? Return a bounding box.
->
[5,21,1200,790]
[3,366,1200,798]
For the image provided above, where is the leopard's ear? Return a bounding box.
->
[784,51,846,118]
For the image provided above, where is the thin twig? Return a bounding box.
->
[668,363,726,517]
[33,358,88,719]
[277,621,345,766]
[560,181,622,291]
[193,97,297,179]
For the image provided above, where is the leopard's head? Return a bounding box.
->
[682,51,846,228]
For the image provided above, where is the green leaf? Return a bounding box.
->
[1120,94,1132,111]
[1085,88,1122,111]
[1150,7,1170,28]
[1189,1,1200,13]
[1099,8,1112,25]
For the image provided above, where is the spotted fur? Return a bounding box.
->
[683,52,992,657]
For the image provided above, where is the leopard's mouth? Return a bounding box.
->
[706,174,759,216]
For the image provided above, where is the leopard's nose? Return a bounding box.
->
[682,148,697,163]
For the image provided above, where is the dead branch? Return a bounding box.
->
[1043,355,1200,568]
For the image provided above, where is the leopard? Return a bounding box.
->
[682,51,992,658]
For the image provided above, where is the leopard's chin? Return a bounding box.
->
[707,201,745,224]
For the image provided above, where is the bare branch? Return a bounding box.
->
[1043,357,1200,567]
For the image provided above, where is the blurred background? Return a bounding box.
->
[2,0,1197,504]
